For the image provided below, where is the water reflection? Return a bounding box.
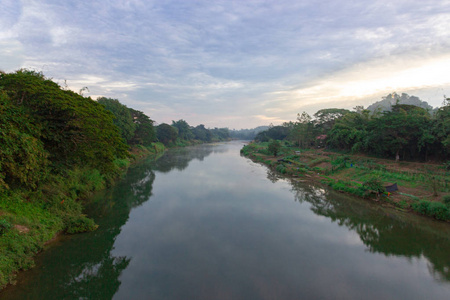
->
[2,142,449,300]
[152,144,225,173]
[1,147,217,299]
[286,179,450,282]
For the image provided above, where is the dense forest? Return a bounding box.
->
[0,69,230,288]
[254,96,450,162]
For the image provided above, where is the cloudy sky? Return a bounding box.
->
[1,0,450,129]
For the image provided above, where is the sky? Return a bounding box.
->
[1,0,450,129]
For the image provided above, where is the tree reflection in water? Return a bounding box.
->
[1,146,218,299]
[282,176,450,283]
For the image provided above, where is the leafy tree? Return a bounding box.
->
[0,91,48,190]
[433,98,450,159]
[192,124,212,142]
[0,70,128,177]
[313,108,350,132]
[327,107,371,153]
[255,125,289,142]
[288,112,315,148]
[172,119,194,140]
[268,140,281,156]
[210,127,230,141]
[97,97,136,143]
[156,123,178,145]
[129,108,156,146]
[366,105,432,160]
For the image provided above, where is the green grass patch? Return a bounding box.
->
[412,200,450,221]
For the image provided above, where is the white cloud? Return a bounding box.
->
[1,0,450,128]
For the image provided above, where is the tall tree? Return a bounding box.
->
[97,97,136,144]
[172,120,194,140]
[129,108,156,146]
[156,123,178,145]
[313,108,350,133]
[289,112,315,148]
[1,70,128,177]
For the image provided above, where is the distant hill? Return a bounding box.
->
[367,93,435,114]
[230,126,269,140]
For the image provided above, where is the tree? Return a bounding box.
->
[156,123,178,145]
[192,124,212,142]
[255,125,289,142]
[288,112,315,148]
[210,127,230,141]
[268,140,281,156]
[0,91,48,190]
[313,108,350,133]
[433,98,450,159]
[129,108,156,146]
[172,120,194,140]
[365,105,432,161]
[97,97,136,143]
[0,70,128,177]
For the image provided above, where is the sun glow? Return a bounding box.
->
[283,54,450,108]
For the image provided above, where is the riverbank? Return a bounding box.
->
[0,143,165,289]
[241,142,450,222]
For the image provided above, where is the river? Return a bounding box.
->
[2,141,450,299]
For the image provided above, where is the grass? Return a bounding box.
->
[242,141,450,222]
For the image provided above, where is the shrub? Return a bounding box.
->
[268,140,282,156]
[276,164,287,174]
[0,219,12,235]
[65,215,97,234]
[362,177,386,195]
[412,200,450,221]
[398,200,409,209]
[443,195,450,205]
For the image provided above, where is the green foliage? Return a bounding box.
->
[0,69,166,289]
[412,200,450,220]
[0,219,12,235]
[172,120,194,140]
[255,125,290,142]
[0,91,49,191]
[330,156,350,172]
[97,97,136,143]
[0,70,128,179]
[362,177,386,195]
[156,123,178,145]
[326,180,367,198]
[276,164,287,174]
[192,124,213,142]
[443,195,450,205]
[150,142,166,153]
[129,108,156,146]
[65,215,97,234]
[313,108,351,132]
[398,200,410,209]
[268,140,282,156]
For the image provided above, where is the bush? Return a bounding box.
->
[412,200,450,221]
[362,177,386,195]
[443,195,450,205]
[0,219,12,235]
[65,215,97,234]
[268,140,281,156]
[276,164,287,174]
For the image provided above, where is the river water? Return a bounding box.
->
[2,141,450,299]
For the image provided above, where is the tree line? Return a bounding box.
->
[255,99,450,162]
[0,69,232,192]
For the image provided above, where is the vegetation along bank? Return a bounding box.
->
[0,70,231,289]
[241,98,450,222]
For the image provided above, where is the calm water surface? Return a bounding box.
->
[2,141,450,299]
